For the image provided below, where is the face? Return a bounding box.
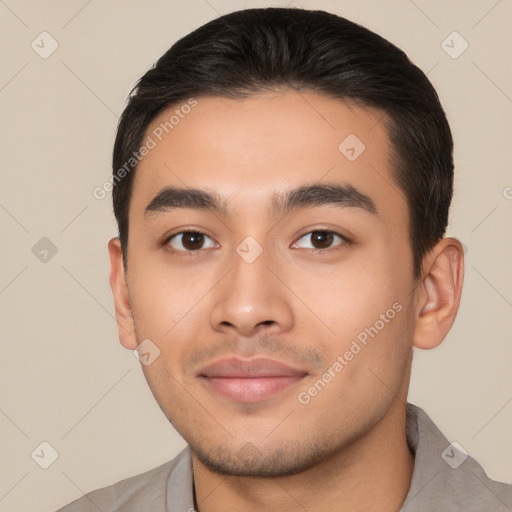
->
[121,90,417,476]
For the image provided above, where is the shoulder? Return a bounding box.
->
[54,446,193,512]
[402,403,512,511]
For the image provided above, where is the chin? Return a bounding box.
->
[191,437,332,477]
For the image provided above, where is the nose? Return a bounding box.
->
[209,245,294,338]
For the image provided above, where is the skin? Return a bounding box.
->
[108,90,464,511]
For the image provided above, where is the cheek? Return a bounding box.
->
[312,265,414,382]
[305,270,401,340]
[342,297,414,400]
[127,254,212,339]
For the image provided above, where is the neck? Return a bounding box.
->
[192,397,414,512]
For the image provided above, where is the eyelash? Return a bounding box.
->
[292,229,351,253]
[163,228,351,255]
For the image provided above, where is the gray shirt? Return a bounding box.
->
[56,403,512,511]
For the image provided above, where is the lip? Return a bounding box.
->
[197,357,308,403]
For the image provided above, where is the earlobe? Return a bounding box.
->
[108,237,138,350]
[412,238,464,350]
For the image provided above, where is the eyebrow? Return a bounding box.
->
[144,182,377,218]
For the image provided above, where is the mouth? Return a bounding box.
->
[197,357,308,404]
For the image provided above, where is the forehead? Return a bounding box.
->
[130,90,406,221]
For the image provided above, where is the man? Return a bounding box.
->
[57,7,511,512]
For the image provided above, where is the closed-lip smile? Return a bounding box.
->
[197,357,308,403]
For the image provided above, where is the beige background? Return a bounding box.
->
[1,1,511,511]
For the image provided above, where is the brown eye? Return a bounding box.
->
[168,231,216,252]
[294,230,346,251]
[311,231,335,249]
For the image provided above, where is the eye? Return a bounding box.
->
[293,230,348,251]
[166,230,217,252]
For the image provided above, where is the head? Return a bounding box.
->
[108,8,463,477]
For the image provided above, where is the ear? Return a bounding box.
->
[412,237,465,350]
[108,237,138,350]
